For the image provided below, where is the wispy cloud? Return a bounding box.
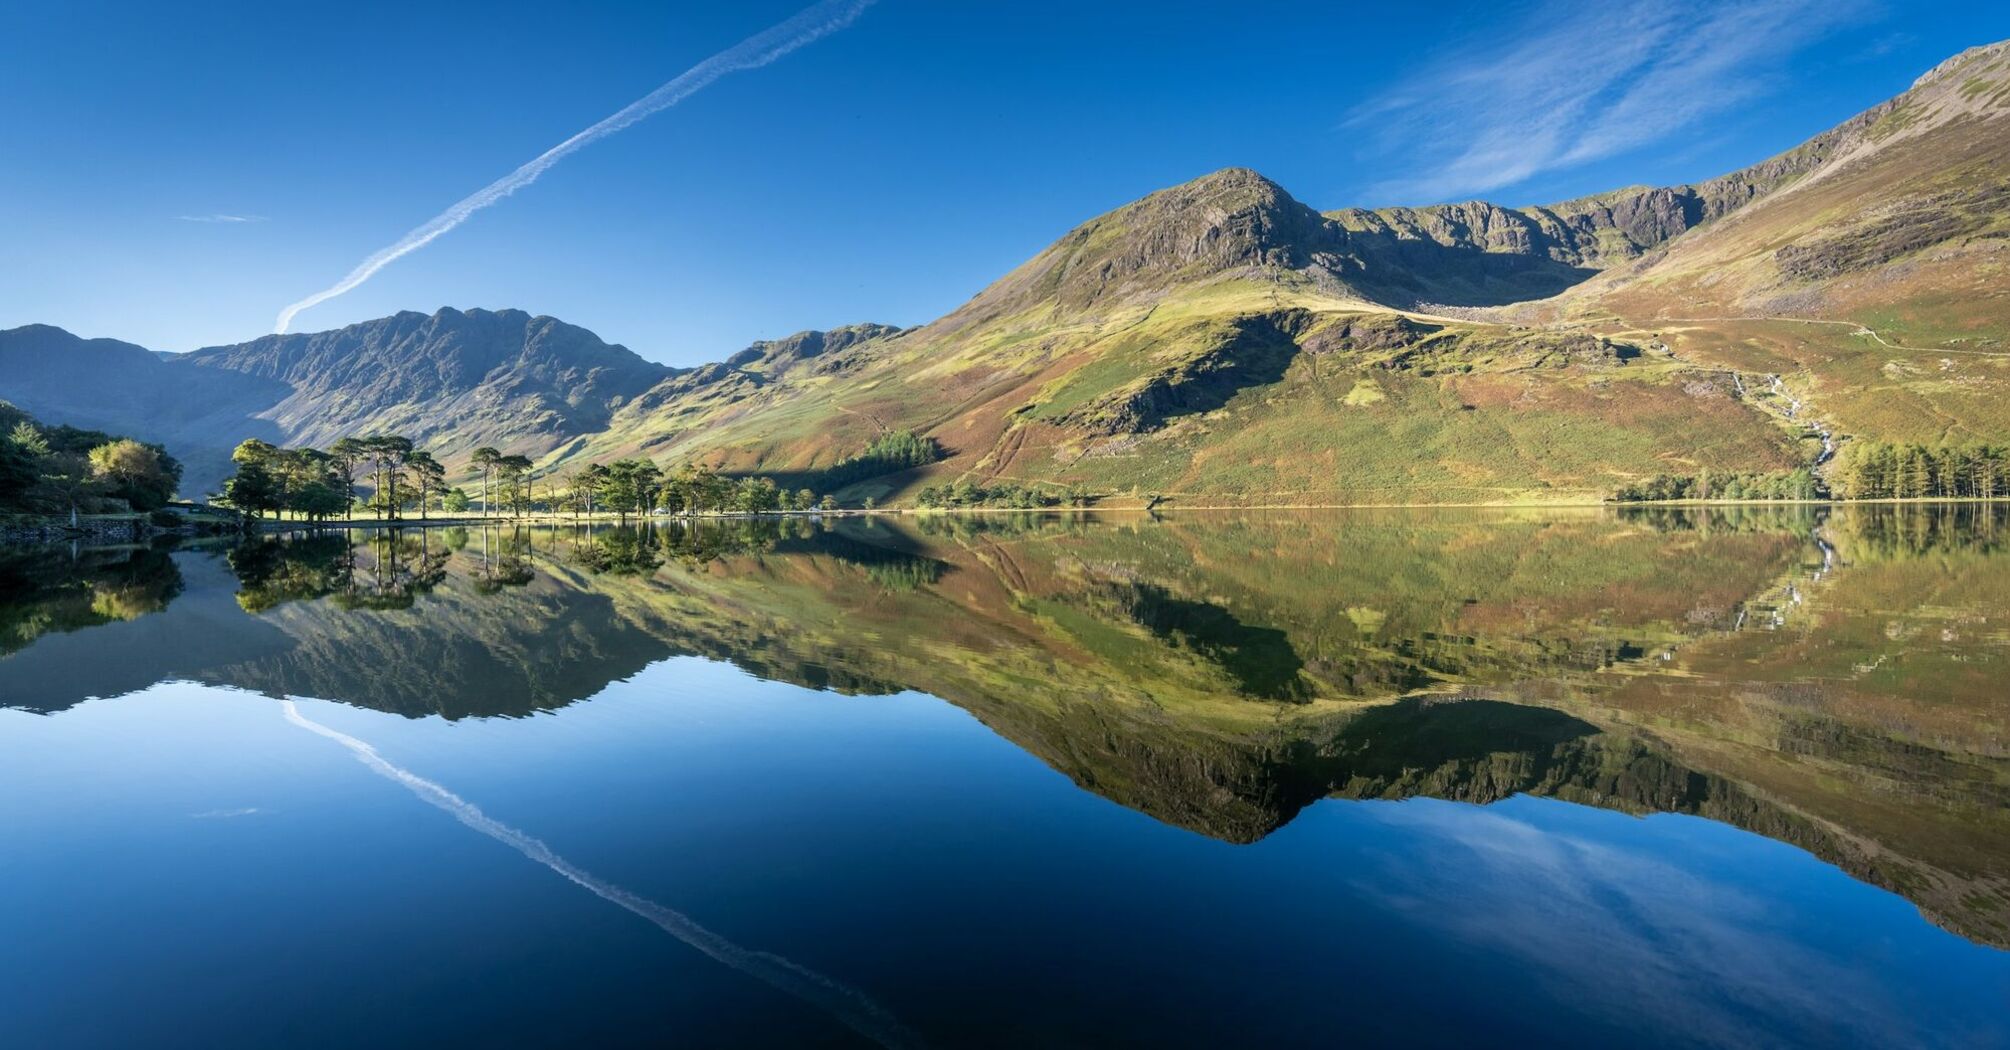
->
[1347,0,1870,205]
[272,0,875,334]
[1347,798,1924,1046]
[177,213,266,223]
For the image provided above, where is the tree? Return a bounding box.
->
[819,494,838,512]
[328,437,367,520]
[580,463,611,516]
[442,487,472,514]
[495,454,534,516]
[8,419,50,459]
[274,447,336,520]
[407,450,446,521]
[363,436,415,519]
[731,476,780,514]
[291,478,350,521]
[663,466,695,514]
[810,430,942,490]
[629,459,663,517]
[0,424,39,507]
[35,453,99,522]
[592,459,660,519]
[597,460,641,520]
[86,438,180,511]
[220,439,284,520]
[471,446,501,518]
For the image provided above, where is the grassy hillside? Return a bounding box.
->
[561,205,1813,506]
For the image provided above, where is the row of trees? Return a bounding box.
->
[560,461,839,519]
[0,402,182,518]
[223,437,479,521]
[915,480,1090,509]
[1616,445,2010,503]
[1831,442,2008,500]
[219,437,857,522]
[1612,469,1822,503]
[223,436,579,521]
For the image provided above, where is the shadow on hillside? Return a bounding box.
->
[1342,228,1602,307]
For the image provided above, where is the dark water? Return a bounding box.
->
[2,507,2007,1048]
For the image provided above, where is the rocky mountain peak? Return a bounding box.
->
[1912,38,2010,90]
[937,167,1354,330]
[724,322,904,374]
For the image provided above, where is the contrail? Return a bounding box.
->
[281,699,923,1048]
[273,0,875,333]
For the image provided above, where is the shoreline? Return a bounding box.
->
[254,494,2010,527]
[9,495,2004,544]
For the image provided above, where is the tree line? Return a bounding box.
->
[223,436,476,521]
[1614,444,2010,504]
[1611,468,1822,503]
[562,460,838,518]
[219,436,854,522]
[0,401,182,519]
[784,430,942,492]
[1831,442,2008,500]
[915,479,1091,509]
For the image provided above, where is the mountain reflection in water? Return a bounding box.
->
[2,505,2007,957]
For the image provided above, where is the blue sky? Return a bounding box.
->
[3,0,2005,364]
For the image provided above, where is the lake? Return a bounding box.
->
[2,507,2007,1048]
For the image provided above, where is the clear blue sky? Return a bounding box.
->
[3,0,2005,364]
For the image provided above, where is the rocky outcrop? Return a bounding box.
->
[1059,312,1310,434]
[724,323,902,375]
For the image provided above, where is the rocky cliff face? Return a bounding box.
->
[723,322,904,376]
[178,307,672,452]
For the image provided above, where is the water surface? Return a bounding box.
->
[3,507,2007,1047]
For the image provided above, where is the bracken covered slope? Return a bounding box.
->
[557,40,2010,506]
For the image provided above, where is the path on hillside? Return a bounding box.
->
[1653,315,2010,358]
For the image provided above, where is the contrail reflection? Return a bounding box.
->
[282,699,920,1048]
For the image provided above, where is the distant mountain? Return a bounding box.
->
[178,307,673,453]
[4,39,2006,505]
[0,324,289,490]
[0,308,677,493]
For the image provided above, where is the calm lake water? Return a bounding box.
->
[3,507,2007,1048]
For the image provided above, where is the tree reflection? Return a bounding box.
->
[0,543,183,654]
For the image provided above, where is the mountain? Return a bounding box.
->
[575,39,2009,505]
[1,308,673,493]
[3,39,2006,505]
[0,324,290,488]
[178,307,672,453]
